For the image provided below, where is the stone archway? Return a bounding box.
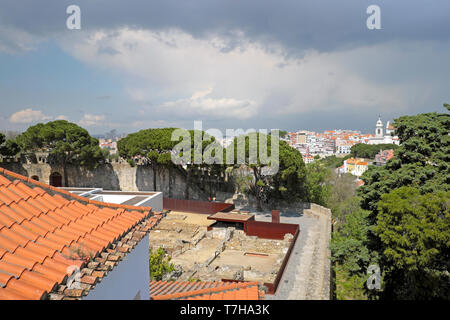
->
[30,175,39,181]
[49,172,62,187]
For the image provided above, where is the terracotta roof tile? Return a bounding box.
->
[0,175,12,187]
[0,260,26,277]
[0,169,157,300]
[0,286,28,300]
[6,278,46,299]
[150,281,262,300]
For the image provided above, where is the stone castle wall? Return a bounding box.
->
[0,162,211,200]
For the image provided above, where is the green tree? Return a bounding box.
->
[277,130,288,139]
[355,104,450,299]
[330,194,375,300]
[331,200,371,273]
[320,154,351,168]
[149,247,175,281]
[16,120,104,186]
[226,132,307,210]
[0,133,20,157]
[350,143,398,159]
[118,128,180,191]
[376,187,450,299]
[181,129,226,200]
[118,128,222,197]
[305,161,332,206]
[359,106,450,221]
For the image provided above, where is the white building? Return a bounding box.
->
[343,157,369,177]
[336,142,353,154]
[368,117,400,145]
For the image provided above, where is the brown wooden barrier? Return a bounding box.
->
[163,198,234,215]
[245,220,299,240]
[266,227,299,294]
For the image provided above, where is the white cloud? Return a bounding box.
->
[55,115,68,120]
[9,108,51,124]
[61,28,419,123]
[79,114,106,127]
[0,25,41,53]
[159,88,256,119]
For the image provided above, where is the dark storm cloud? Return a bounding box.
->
[1,0,449,54]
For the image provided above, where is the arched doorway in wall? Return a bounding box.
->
[30,175,39,181]
[49,172,62,187]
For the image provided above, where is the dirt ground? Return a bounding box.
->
[166,211,215,226]
[171,237,223,268]
[210,250,279,276]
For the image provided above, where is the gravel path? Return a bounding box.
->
[250,207,331,300]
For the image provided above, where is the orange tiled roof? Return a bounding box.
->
[0,168,159,300]
[345,158,358,164]
[151,280,233,298]
[150,281,263,300]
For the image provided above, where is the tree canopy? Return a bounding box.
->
[117,128,220,192]
[376,187,449,299]
[226,132,307,209]
[328,104,450,300]
[359,108,450,219]
[0,133,20,157]
[350,143,398,159]
[118,128,180,164]
[320,154,351,168]
[16,120,104,186]
[305,160,332,206]
[355,104,450,299]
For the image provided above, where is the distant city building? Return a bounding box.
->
[296,132,307,144]
[336,140,355,154]
[343,157,369,177]
[283,116,401,164]
[99,138,119,154]
[368,117,400,145]
[374,149,395,166]
[303,154,315,164]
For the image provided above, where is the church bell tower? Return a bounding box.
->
[376,116,384,138]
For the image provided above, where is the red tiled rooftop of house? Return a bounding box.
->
[150,280,232,298]
[0,168,157,300]
[150,280,263,300]
[356,180,365,187]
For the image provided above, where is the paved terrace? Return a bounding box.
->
[250,206,331,300]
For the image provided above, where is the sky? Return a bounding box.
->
[0,0,449,135]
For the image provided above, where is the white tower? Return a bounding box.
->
[376,116,383,138]
[385,121,393,135]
